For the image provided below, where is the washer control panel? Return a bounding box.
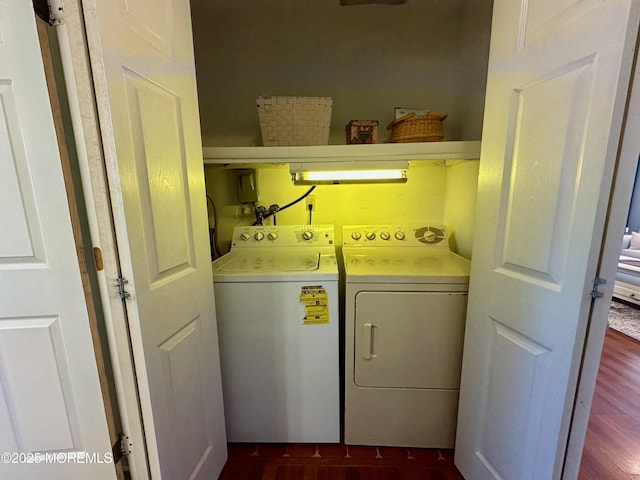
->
[343,225,449,248]
[231,225,334,248]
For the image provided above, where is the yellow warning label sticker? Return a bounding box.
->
[300,285,329,325]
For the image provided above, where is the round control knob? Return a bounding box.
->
[423,230,436,242]
[380,232,391,240]
[240,232,251,241]
[351,232,362,241]
[415,226,445,244]
[302,231,314,240]
[254,232,265,241]
[267,232,278,241]
[395,231,406,240]
[366,232,376,241]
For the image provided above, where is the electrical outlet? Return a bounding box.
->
[306,195,316,211]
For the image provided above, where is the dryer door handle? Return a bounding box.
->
[362,323,375,360]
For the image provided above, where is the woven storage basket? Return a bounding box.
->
[256,96,333,146]
[386,111,447,143]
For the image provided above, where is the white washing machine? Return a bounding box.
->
[342,224,470,448]
[212,225,339,443]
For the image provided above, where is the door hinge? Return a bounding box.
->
[591,276,606,299]
[33,0,65,26]
[112,434,133,464]
[114,276,131,301]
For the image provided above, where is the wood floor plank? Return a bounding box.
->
[594,414,640,474]
[579,327,640,479]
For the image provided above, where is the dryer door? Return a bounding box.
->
[354,291,467,389]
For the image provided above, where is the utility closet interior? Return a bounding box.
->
[190,0,494,258]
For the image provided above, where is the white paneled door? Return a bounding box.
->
[455,1,640,479]
[81,0,228,478]
[0,2,114,479]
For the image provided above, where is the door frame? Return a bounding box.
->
[44,1,151,478]
[562,29,640,479]
[34,12,125,480]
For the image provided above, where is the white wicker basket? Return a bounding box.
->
[256,96,333,146]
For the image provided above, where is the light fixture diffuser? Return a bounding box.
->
[290,161,408,185]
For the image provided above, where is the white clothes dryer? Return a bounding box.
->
[342,224,470,448]
[212,225,339,443]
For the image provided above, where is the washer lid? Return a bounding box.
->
[212,249,338,282]
[216,251,320,273]
[343,249,470,283]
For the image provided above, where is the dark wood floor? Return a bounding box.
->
[219,443,463,479]
[579,328,640,480]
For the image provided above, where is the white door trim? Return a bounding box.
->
[49,1,150,478]
[562,35,640,480]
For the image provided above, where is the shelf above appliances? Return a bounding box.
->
[202,141,481,166]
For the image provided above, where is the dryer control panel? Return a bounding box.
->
[231,225,335,248]
[343,225,450,248]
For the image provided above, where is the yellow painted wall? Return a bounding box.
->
[206,162,450,254]
[205,160,479,258]
[444,160,480,259]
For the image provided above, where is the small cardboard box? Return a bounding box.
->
[346,120,379,144]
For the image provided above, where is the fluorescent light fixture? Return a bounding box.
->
[295,169,407,184]
[290,161,408,185]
